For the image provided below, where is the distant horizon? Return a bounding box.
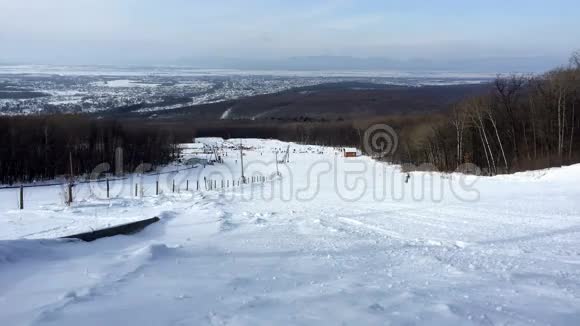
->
[1,0,578,73]
[0,54,571,75]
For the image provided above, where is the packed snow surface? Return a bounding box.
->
[1,138,580,325]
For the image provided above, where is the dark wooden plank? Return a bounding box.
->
[60,217,160,242]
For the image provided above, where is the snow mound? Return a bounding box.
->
[0,240,61,263]
[133,243,183,261]
[535,163,580,182]
[493,163,580,183]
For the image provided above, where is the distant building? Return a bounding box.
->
[344,147,359,158]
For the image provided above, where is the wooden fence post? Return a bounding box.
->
[106,178,110,198]
[135,183,138,197]
[19,185,24,210]
[186,180,189,191]
[68,183,73,205]
[172,180,175,193]
[156,180,159,195]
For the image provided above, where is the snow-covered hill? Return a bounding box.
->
[1,138,579,325]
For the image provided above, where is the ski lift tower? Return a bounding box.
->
[279,145,290,163]
[239,140,246,183]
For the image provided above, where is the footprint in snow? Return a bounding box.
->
[369,303,386,312]
[253,218,268,225]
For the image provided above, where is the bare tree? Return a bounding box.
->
[450,105,467,167]
[570,50,580,69]
[495,75,526,161]
[487,105,509,171]
[467,98,496,174]
[545,69,572,160]
[571,101,576,159]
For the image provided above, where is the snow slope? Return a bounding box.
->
[1,139,580,325]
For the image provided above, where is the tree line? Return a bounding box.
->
[399,52,580,174]
[0,115,179,184]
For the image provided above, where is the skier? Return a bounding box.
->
[405,173,411,183]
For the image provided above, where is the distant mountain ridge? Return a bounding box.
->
[175,55,562,74]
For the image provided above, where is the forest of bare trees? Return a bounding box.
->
[402,52,580,174]
[0,116,178,184]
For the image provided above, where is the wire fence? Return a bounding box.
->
[0,165,202,190]
[2,165,282,210]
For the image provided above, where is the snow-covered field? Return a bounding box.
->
[1,138,580,325]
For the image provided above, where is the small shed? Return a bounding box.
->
[343,147,359,158]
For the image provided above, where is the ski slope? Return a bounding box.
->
[1,138,580,325]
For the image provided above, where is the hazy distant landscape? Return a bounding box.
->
[0,65,493,116]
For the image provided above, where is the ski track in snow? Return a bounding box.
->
[220,107,233,119]
[1,138,580,325]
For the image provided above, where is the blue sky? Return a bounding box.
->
[0,0,578,69]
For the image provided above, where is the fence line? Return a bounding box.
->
[11,170,283,210]
[0,165,203,191]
